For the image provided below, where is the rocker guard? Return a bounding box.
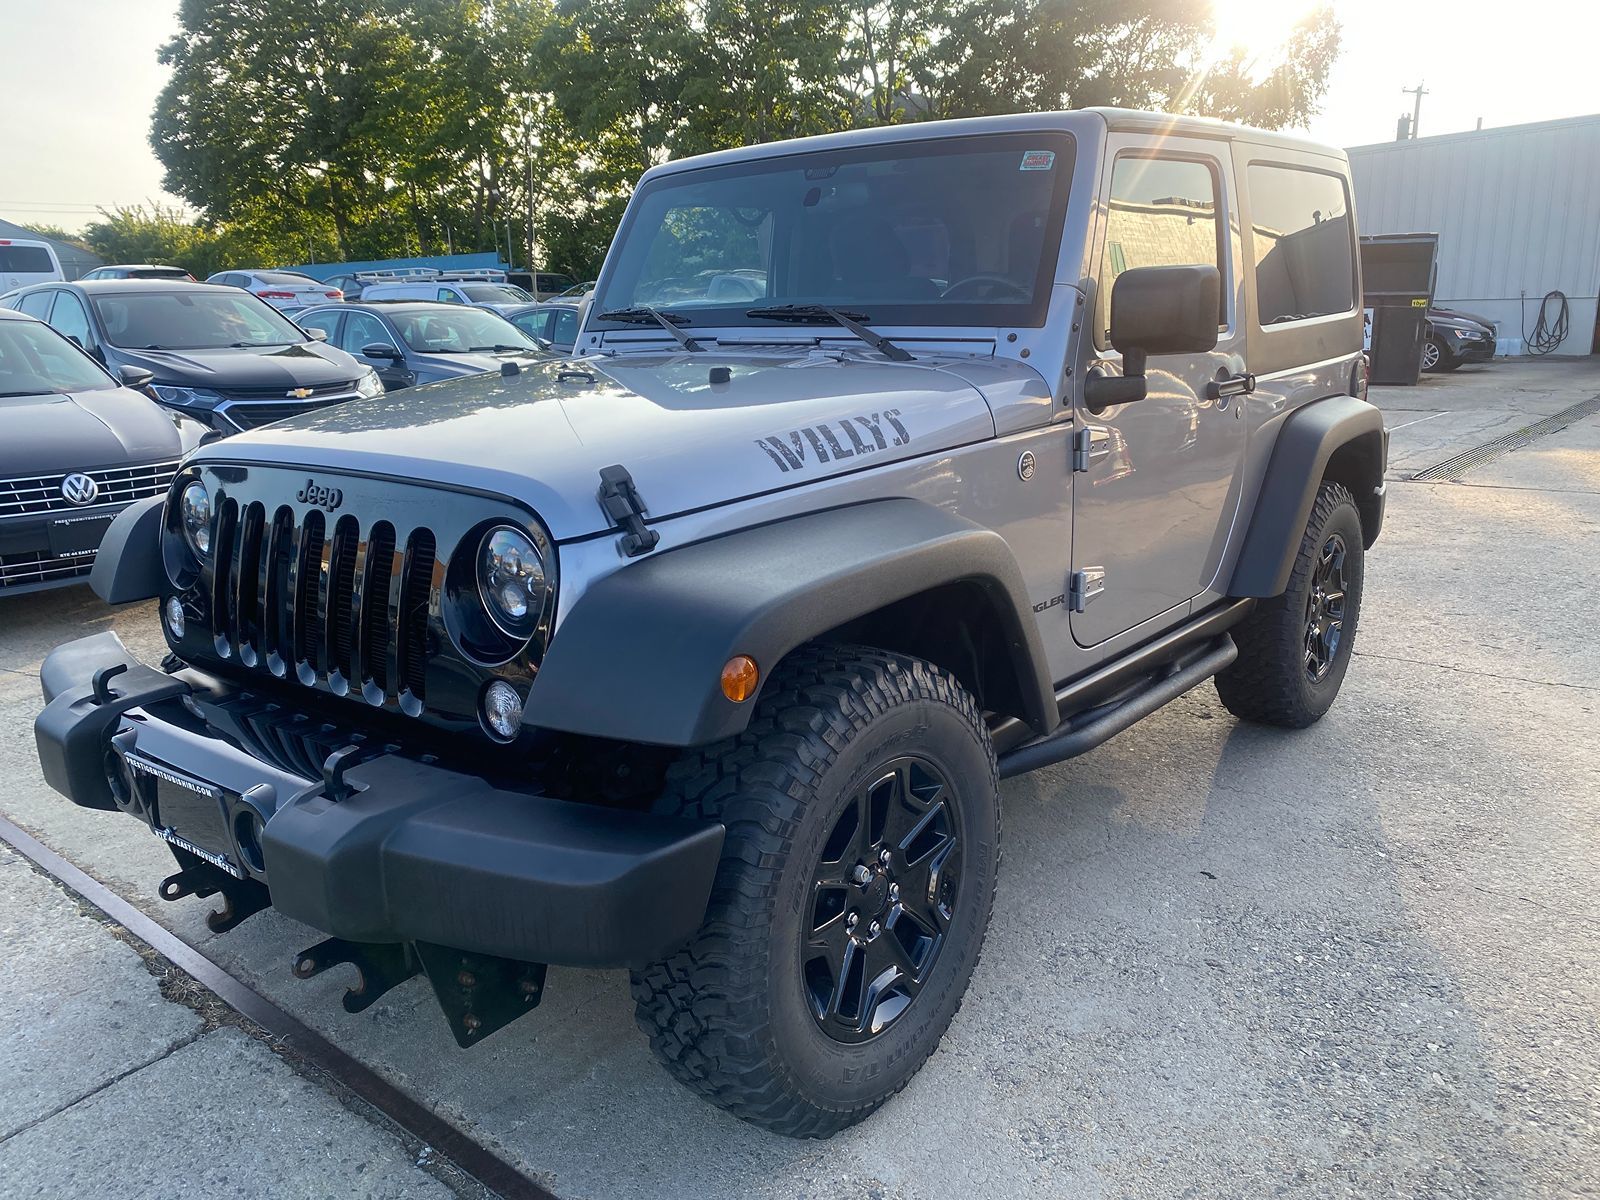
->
[34,633,725,969]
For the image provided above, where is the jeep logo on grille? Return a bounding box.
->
[60,473,99,506]
[296,478,344,511]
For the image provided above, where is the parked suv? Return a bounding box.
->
[1,280,382,434]
[34,110,1385,1139]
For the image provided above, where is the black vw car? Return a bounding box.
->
[0,308,200,595]
[1,280,382,435]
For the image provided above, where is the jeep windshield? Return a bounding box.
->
[589,131,1075,333]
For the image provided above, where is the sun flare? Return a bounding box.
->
[1209,0,1326,67]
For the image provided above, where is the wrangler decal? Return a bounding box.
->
[756,409,911,473]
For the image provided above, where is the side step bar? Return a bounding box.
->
[997,636,1238,779]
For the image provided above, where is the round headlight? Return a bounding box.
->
[477,526,547,640]
[180,481,212,557]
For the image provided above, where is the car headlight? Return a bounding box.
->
[179,480,212,558]
[477,525,548,640]
[356,369,384,398]
[151,384,223,409]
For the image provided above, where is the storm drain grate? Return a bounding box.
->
[1410,394,1600,480]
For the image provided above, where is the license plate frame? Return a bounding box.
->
[123,751,244,879]
[47,513,114,559]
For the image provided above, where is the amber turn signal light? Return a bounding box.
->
[721,655,760,703]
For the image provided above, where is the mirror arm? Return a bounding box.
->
[1082,344,1149,414]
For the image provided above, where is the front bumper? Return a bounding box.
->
[34,632,724,970]
[1453,336,1495,364]
[0,508,120,595]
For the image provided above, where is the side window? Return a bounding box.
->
[553,309,579,344]
[1096,155,1224,347]
[1246,164,1356,326]
[340,312,393,354]
[437,287,461,304]
[298,311,341,343]
[50,291,93,347]
[16,290,54,320]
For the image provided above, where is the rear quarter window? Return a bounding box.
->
[0,246,55,272]
[1247,164,1357,327]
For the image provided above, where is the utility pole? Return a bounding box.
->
[1402,82,1428,139]
[525,117,538,277]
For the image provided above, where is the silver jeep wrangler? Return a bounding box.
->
[35,108,1385,1137]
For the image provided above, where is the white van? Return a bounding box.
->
[0,238,65,291]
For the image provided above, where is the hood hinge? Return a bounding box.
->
[597,464,661,557]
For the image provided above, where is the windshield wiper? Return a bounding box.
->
[468,344,539,354]
[744,304,912,362]
[596,306,703,352]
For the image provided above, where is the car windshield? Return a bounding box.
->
[91,290,309,349]
[0,319,114,395]
[461,284,533,303]
[590,132,1075,331]
[390,307,540,353]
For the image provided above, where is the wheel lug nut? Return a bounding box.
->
[888,884,900,903]
[868,920,881,937]
[845,912,858,931]
[879,848,892,866]
[851,864,872,885]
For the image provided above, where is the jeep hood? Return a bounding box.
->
[204,352,1008,539]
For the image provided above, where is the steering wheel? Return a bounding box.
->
[941,274,1031,302]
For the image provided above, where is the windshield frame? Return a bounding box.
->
[90,289,311,350]
[589,130,1076,335]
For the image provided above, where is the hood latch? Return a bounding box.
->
[597,464,661,557]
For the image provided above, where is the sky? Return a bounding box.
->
[3,0,1599,234]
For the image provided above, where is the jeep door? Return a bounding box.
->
[1071,135,1249,646]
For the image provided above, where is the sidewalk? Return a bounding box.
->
[0,843,463,1200]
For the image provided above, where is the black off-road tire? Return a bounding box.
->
[1215,481,1365,728]
[630,644,999,1138]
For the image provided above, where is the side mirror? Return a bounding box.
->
[1085,265,1221,411]
[361,342,401,361]
[117,365,155,390]
[305,327,329,342]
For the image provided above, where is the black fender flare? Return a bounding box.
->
[523,498,1057,747]
[88,496,165,605]
[1229,395,1388,598]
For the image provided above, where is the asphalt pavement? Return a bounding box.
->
[0,357,1596,1198]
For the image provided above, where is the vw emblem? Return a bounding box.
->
[1017,450,1037,482]
[60,473,99,506]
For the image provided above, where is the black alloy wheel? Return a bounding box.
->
[803,756,962,1043]
[1304,533,1348,683]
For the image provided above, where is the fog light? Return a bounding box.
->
[481,680,523,741]
[165,596,186,638]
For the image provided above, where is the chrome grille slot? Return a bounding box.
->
[261,507,295,676]
[398,530,436,703]
[233,502,266,666]
[359,523,397,697]
[0,460,179,517]
[210,498,239,657]
[291,510,326,677]
[326,516,360,686]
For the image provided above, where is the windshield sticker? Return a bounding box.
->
[1019,150,1056,171]
[757,409,910,473]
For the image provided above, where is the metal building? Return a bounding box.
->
[0,217,103,280]
[1347,114,1600,356]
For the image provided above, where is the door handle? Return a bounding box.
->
[1206,371,1255,401]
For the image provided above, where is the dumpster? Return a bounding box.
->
[1359,233,1438,386]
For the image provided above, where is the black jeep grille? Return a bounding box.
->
[208,498,438,707]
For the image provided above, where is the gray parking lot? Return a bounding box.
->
[2,358,1597,1199]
